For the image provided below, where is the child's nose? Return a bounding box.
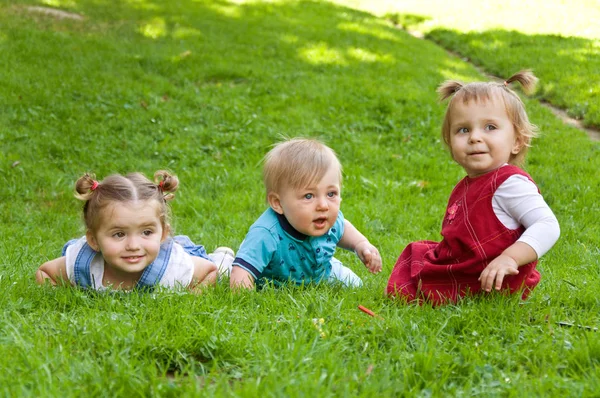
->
[125,236,141,250]
[316,196,329,210]
[469,129,483,142]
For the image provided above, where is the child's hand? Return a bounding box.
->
[478,254,520,292]
[355,241,382,274]
[230,266,255,290]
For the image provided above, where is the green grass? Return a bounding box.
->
[332,0,600,128]
[1,0,599,395]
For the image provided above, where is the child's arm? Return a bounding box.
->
[188,257,218,293]
[479,242,537,292]
[338,220,382,274]
[480,175,560,291]
[36,257,71,286]
[230,266,255,290]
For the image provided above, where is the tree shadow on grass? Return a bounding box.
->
[425,28,600,129]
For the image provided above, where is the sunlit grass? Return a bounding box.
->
[299,42,348,65]
[40,0,77,8]
[332,0,600,127]
[337,21,401,42]
[331,0,600,39]
[207,2,243,18]
[138,16,167,39]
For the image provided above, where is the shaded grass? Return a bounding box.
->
[0,0,599,395]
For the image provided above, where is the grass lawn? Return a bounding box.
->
[333,0,600,129]
[1,0,599,395]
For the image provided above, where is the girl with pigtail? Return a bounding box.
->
[36,170,234,292]
[387,70,560,305]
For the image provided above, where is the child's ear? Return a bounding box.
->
[85,230,99,252]
[512,135,524,155]
[161,224,171,242]
[267,192,284,215]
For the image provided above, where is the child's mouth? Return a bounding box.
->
[313,217,327,228]
[123,255,144,263]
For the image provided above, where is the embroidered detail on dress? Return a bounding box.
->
[446,200,461,224]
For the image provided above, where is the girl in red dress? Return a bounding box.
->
[386,70,560,305]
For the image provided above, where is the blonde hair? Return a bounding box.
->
[75,170,178,232]
[263,138,342,195]
[438,70,538,167]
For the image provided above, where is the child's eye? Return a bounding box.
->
[457,127,469,134]
[113,232,125,238]
[142,230,154,236]
[485,124,497,131]
[327,191,338,198]
[304,193,313,200]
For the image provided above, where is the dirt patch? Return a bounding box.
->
[539,101,600,141]
[26,6,85,21]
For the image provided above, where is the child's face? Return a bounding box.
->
[86,200,167,276]
[269,166,342,237]
[448,96,522,177]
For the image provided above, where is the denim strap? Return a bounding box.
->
[135,239,174,290]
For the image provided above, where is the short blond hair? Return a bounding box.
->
[263,138,342,195]
[438,70,538,167]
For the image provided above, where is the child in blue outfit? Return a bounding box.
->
[230,138,382,289]
[36,170,234,292]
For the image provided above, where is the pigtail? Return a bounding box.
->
[74,173,99,201]
[154,170,179,202]
[504,70,538,95]
[437,80,464,101]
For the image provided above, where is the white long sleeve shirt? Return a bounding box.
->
[492,173,560,258]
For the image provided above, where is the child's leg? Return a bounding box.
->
[208,247,235,277]
[328,257,363,287]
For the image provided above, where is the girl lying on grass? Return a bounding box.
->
[36,170,234,292]
[387,70,560,305]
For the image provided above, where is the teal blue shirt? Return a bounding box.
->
[233,208,345,288]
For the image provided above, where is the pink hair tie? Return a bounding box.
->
[90,181,99,191]
[158,181,164,191]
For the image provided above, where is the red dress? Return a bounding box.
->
[386,165,540,305]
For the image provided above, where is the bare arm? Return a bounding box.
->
[188,257,218,293]
[479,241,538,292]
[36,257,71,286]
[230,266,255,290]
[338,220,382,274]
